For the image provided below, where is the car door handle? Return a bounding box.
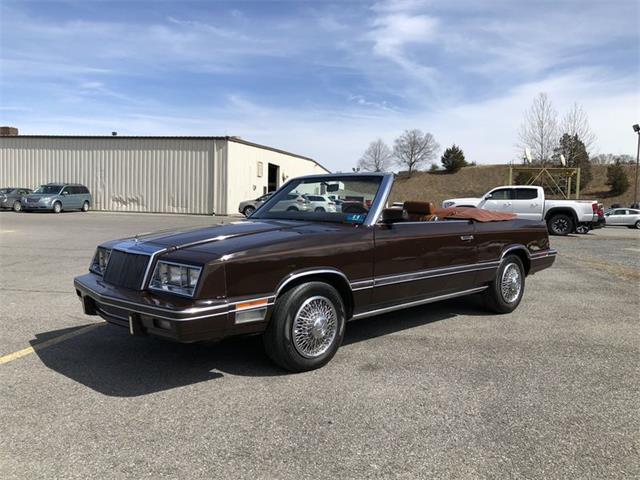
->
[460,235,474,241]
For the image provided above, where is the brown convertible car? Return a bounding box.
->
[74,173,556,371]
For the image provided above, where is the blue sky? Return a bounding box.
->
[1,0,638,170]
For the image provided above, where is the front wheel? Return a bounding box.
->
[547,214,573,236]
[263,282,346,372]
[243,206,255,217]
[483,255,525,313]
[52,202,62,214]
[13,201,22,212]
[314,207,325,212]
[636,221,640,230]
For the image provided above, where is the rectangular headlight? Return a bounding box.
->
[90,247,111,275]
[149,261,202,297]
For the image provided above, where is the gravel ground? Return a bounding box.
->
[1,211,638,479]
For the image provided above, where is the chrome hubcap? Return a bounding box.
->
[501,263,522,303]
[292,296,337,358]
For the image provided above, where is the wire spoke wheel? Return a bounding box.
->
[292,296,338,358]
[500,263,522,303]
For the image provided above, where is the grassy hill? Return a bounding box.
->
[390,164,637,208]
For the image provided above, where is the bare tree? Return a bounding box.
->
[592,153,634,165]
[560,102,597,154]
[518,92,559,163]
[393,129,440,176]
[357,139,393,172]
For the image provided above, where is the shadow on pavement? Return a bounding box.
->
[32,295,487,397]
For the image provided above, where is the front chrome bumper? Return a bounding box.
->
[74,273,273,342]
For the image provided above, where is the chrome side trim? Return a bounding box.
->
[352,286,488,320]
[275,268,353,298]
[350,279,375,291]
[500,244,531,260]
[348,262,501,290]
[530,248,558,259]
[374,263,498,288]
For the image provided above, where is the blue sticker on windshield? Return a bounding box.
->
[345,213,366,224]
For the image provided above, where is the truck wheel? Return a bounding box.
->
[547,214,573,236]
[575,224,589,234]
[483,255,525,314]
[52,201,62,214]
[12,201,22,212]
[263,282,346,372]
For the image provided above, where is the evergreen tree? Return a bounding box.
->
[606,162,630,195]
[440,145,468,173]
[553,133,592,187]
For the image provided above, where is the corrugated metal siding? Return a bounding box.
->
[0,137,219,214]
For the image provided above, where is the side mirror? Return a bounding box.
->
[484,193,493,200]
[62,191,69,196]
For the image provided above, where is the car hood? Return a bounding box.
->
[442,197,482,207]
[104,219,314,253]
[25,193,57,198]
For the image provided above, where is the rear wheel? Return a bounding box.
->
[314,207,325,212]
[483,255,525,313]
[12,201,22,212]
[575,224,589,234]
[52,201,62,214]
[286,206,299,212]
[81,201,90,212]
[263,282,346,372]
[547,213,573,236]
[636,221,640,230]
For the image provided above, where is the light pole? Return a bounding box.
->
[633,124,640,206]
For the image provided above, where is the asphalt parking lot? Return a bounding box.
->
[1,211,638,479]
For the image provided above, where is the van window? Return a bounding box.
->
[515,188,538,200]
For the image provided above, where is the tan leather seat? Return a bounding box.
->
[403,201,437,221]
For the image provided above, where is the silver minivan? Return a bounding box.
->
[22,183,92,213]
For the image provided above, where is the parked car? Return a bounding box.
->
[610,203,622,209]
[74,173,556,372]
[304,194,337,212]
[604,208,640,229]
[443,185,602,235]
[238,192,272,217]
[270,192,311,212]
[0,187,32,212]
[630,202,640,209]
[22,183,92,213]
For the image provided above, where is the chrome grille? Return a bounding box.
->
[103,250,150,290]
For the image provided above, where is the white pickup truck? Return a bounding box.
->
[443,185,604,235]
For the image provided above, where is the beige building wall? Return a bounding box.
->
[0,136,220,214]
[0,136,328,215]
[225,139,329,215]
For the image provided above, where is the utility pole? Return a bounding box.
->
[633,124,640,206]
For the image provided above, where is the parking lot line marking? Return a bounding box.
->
[0,323,104,365]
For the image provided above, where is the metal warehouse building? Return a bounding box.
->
[0,134,329,215]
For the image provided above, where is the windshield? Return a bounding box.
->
[33,185,63,194]
[252,175,383,224]
[0,188,15,194]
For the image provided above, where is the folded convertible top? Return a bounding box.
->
[434,207,517,222]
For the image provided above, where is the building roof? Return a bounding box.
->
[4,135,330,172]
